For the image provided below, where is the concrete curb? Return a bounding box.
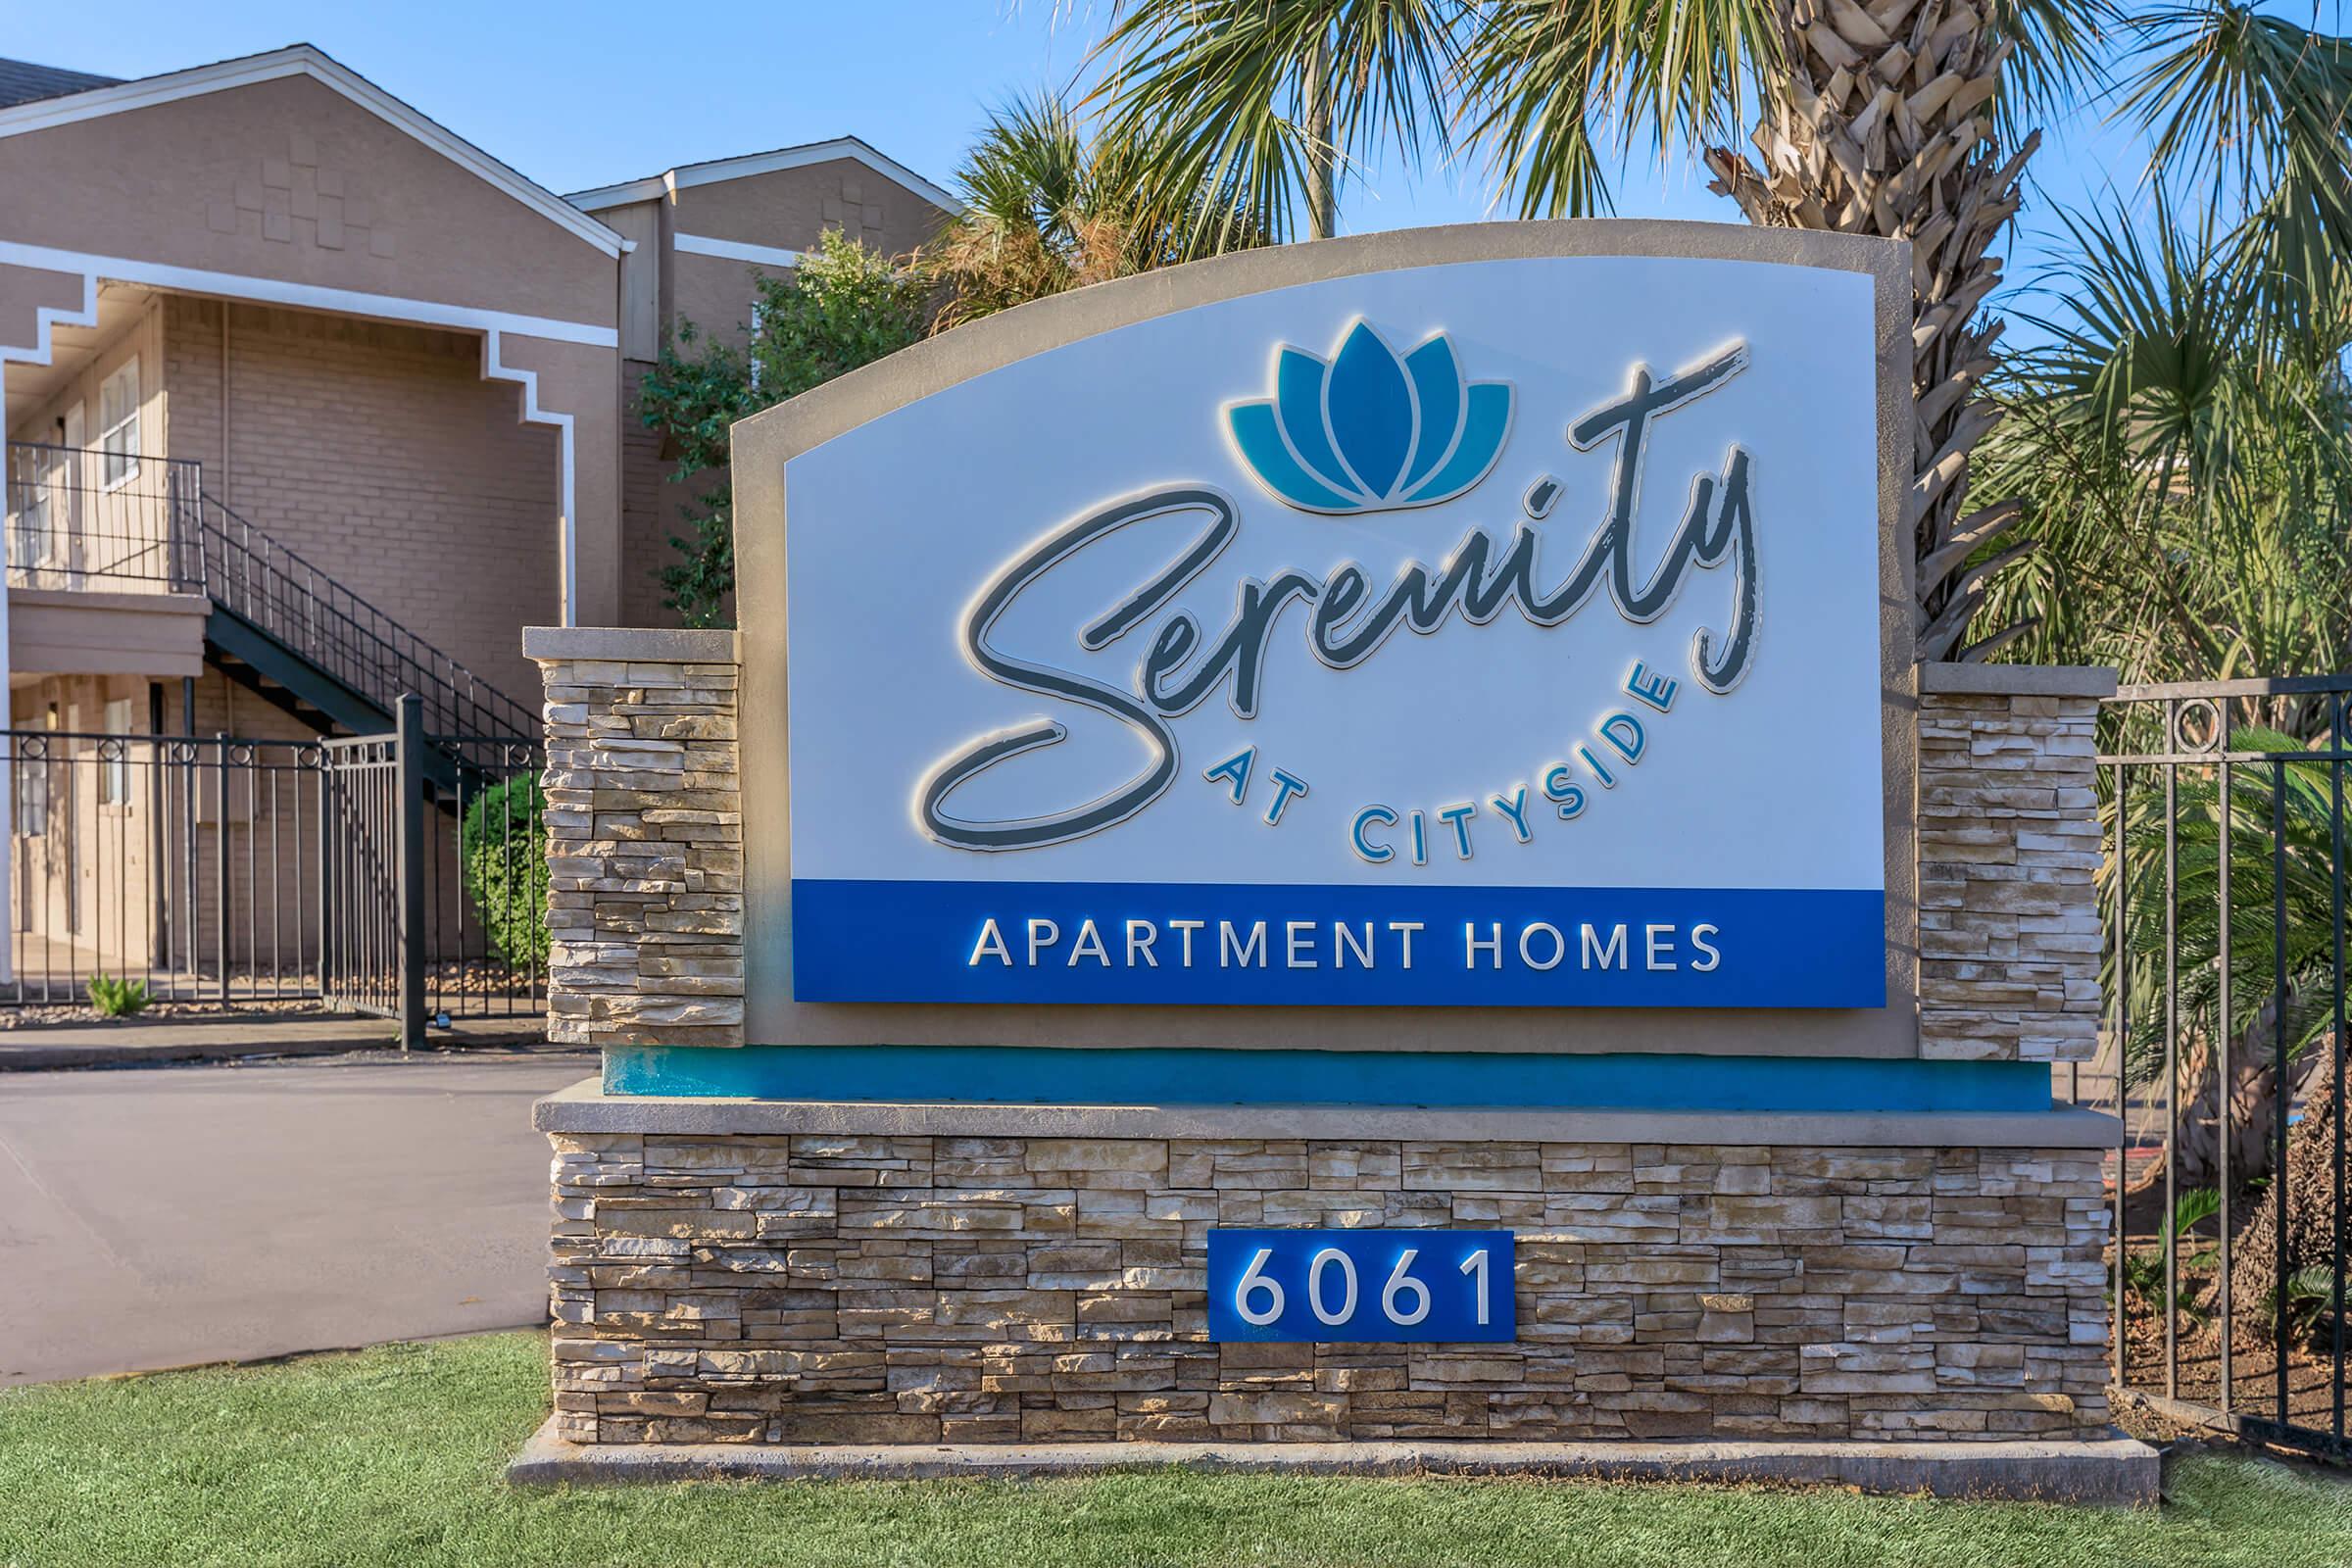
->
[0,1023,550,1072]
[505,1418,2161,1504]
[0,1035,387,1072]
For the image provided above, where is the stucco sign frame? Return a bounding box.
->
[733,220,1917,1059]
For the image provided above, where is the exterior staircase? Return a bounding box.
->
[186,493,537,743]
[5,440,536,751]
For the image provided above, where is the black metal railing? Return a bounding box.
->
[3,441,536,740]
[4,701,546,1040]
[2094,672,2350,1461]
[192,495,537,739]
[3,441,203,592]
[7,729,321,1006]
[318,699,546,1036]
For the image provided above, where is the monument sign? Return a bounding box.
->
[518,222,2140,1499]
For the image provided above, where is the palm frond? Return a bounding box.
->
[1456,0,1778,219]
[1086,0,1470,244]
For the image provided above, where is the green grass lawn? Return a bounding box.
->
[3,1333,2351,1568]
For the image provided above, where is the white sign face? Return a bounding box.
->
[781,254,1886,1007]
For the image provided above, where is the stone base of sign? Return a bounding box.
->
[535,1085,2121,1453]
[507,1417,2159,1503]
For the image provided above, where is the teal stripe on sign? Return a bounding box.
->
[603,1045,2054,1115]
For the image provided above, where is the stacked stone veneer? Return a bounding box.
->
[1918,672,2109,1063]
[529,642,2120,1447]
[546,1131,2108,1445]
[531,629,746,1050]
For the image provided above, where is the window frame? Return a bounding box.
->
[97,357,141,491]
[98,697,135,808]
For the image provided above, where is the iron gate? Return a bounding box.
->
[318,699,546,1036]
[5,695,543,1044]
[2096,672,2349,1459]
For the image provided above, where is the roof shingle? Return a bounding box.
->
[0,57,121,111]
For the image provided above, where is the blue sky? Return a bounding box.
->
[3,0,2212,284]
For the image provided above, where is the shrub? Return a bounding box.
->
[86,975,150,1017]
[461,773,549,968]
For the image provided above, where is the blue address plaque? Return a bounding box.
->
[1207,1228,1515,1344]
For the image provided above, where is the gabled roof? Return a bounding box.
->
[0,44,626,257]
[0,58,120,111]
[565,135,957,216]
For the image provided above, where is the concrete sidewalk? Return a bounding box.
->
[0,1011,544,1071]
[0,1052,592,1385]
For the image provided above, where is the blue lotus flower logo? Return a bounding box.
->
[1226,320,1512,514]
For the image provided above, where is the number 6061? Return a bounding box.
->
[1206,1229,1516,1344]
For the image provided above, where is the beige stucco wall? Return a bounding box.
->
[5,292,162,451]
[0,266,88,362]
[9,590,205,676]
[666,249,775,352]
[603,200,661,361]
[0,73,615,331]
[667,158,947,262]
[649,159,954,354]
[162,296,560,703]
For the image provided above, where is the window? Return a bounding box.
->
[99,698,134,806]
[6,442,45,569]
[98,358,140,488]
[15,711,51,837]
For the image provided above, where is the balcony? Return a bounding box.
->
[4,440,201,594]
[3,440,533,739]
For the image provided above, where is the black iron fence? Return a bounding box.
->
[4,697,545,1043]
[2095,673,2349,1459]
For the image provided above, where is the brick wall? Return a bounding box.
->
[164,296,561,703]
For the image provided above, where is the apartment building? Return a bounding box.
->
[0,43,952,1005]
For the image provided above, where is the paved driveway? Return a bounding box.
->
[0,1053,593,1386]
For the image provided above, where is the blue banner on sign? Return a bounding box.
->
[790,879,1884,1007]
[1207,1229,1516,1344]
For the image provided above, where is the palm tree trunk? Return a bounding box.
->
[1302,26,1337,240]
[2159,998,2308,1194]
[1704,0,2037,661]
[2226,1032,2341,1346]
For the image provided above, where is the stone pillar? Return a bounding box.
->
[525,627,744,1050]
[1916,665,2116,1064]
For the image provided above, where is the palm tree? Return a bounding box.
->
[1978,169,2352,1228]
[1975,189,2352,687]
[1083,0,2352,662]
[925,89,1274,328]
[1087,0,1470,244]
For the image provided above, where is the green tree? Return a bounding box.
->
[1082,0,2352,662]
[925,89,1274,330]
[1977,191,2352,687]
[1980,174,2352,1215]
[636,228,927,627]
